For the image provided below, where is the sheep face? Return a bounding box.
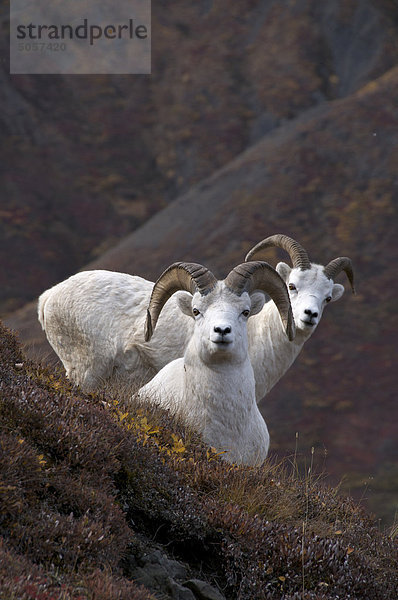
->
[176,284,265,365]
[276,262,344,334]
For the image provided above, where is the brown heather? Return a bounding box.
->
[0,320,397,599]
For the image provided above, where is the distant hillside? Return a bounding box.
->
[2,0,398,312]
[6,64,398,524]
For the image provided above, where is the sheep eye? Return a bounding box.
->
[192,308,200,316]
[242,309,250,318]
[288,283,297,291]
[325,296,332,303]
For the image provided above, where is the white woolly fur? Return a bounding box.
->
[138,282,269,466]
[38,270,194,390]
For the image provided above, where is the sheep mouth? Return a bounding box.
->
[212,339,233,346]
[300,319,315,327]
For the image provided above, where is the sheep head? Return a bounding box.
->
[245,234,355,336]
[145,261,294,363]
[144,262,218,342]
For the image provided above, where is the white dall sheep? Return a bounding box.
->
[38,270,195,390]
[38,235,354,398]
[244,234,355,401]
[138,261,295,466]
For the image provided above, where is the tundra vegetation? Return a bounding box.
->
[0,321,396,600]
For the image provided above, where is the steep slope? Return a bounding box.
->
[1,321,397,599]
[6,64,398,522]
[2,0,398,312]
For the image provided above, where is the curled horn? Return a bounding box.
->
[145,262,218,341]
[323,257,355,293]
[224,261,296,341]
[245,234,311,270]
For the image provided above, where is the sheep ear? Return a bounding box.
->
[331,283,344,302]
[175,291,194,316]
[276,262,292,282]
[249,292,266,316]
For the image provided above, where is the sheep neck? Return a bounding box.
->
[181,347,268,464]
[248,301,311,401]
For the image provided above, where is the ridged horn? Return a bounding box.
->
[224,261,296,341]
[323,257,355,293]
[145,262,218,341]
[245,234,311,270]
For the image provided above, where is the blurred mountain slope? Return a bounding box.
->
[6,63,398,522]
[2,0,398,312]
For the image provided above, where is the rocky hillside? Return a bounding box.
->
[1,321,397,600]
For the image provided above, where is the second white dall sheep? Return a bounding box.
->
[244,234,355,401]
[138,261,295,466]
[37,270,195,390]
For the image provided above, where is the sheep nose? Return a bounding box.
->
[214,325,231,335]
[304,309,318,318]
